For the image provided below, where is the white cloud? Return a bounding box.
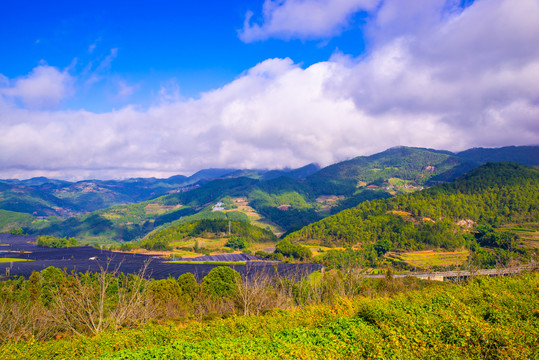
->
[86,48,119,85]
[158,80,183,104]
[366,0,463,46]
[0,0,538,180]
[0,65,74,108]
[114,80,137,100]
[239,0,380,42]
[339,0,539,128]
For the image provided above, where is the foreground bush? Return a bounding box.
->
[1,272,537,359]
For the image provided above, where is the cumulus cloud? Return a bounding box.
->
[239,0,380,42]
[338,0,539,145]
[0,65,74,108]
[1,0,538,180]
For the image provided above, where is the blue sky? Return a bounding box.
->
[0,0,369,111]
[1,0,538,180]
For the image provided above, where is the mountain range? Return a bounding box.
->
[0,145,537,243]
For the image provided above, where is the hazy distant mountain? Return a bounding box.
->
[216,163,320,181]
[0,177,70,187]
[0,170,237,217]
[261,163,320,181]
[187,168,238,182]
[457,145,539,166]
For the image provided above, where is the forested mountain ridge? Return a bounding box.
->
[285,162,539,251]
[2,146,536,219]
[303,146,467,196]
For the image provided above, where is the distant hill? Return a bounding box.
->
[0,163,321,218]
[304,146,470,196]
[187,168,238,183]
[0,209,34,232]
[0,182,77,217]
[217,164,320,181]
[260,163,320,181]
[0,177,71,187]
[0,170,236,217]
[457,145,539,166]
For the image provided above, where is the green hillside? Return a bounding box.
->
[0,209,34,232]
[286,162,539,267]
[137,218,277,252]
[27,202,197,243]
[304,146,470,196]
[0,182,76,217]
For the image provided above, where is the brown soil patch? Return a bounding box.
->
[387,210,412,217]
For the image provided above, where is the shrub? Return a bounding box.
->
[202,267,241,298]
[374,238,392,256]
[147,278,183,303]
[177,273,198,301]
[146,278,185,318]
[9,227,24,235]
[275,239,312,260]
[36,235,78,248]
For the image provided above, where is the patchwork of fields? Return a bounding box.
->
[0,234,319,280]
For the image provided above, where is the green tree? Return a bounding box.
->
[9,227,24,235]
[225,236,246,249]
[374,238,392,256]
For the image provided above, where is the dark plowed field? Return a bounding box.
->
[0,234,319,280]
[182,253,262,262]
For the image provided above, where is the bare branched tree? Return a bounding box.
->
[110,260,154,329]
[49,258,153,335]
[0,298,56,343]
[235,264,285,316]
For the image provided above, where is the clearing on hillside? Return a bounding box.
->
[387,250,470,269]
[227,197,285,235]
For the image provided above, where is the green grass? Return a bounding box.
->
[0,258,32,263]
[163,261,247,265]
[506,227,536,232]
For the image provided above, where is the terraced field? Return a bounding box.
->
[502,224,539,249]
[388,250,470,269]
